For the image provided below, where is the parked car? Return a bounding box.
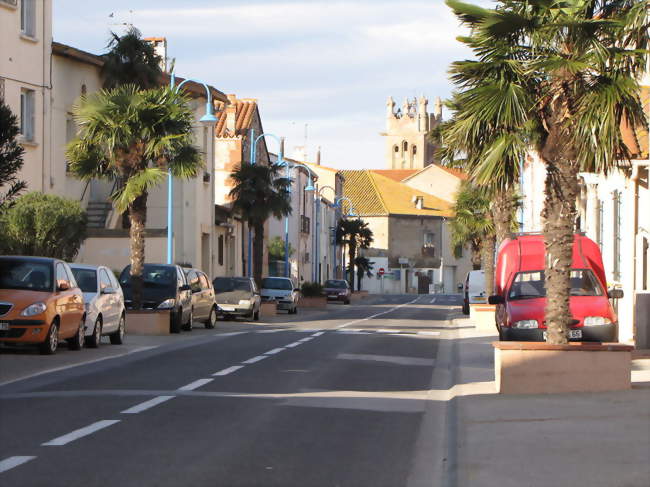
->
[489,233,622,342]
[462,270,486,315]
[260,277,299,314]
[323,279,351,304]
[119,264,193,333]
[212,277,261,320]
[0,256,85,354]
[69,264,126,347]
[184,268,218,328]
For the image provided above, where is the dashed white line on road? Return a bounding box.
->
[430,297,436,303]
[215,332,249,337]
[0,456,36,473]
[242,355,268,364]
[311,331,324,337]
[42,420,120,446]
[121,395,174,414]
[213,366,244,376]
[264,348,285,355]
[178,378,214,391]
[255,329,284,333]
[298,337,313,342]
[335,296,421,329]
[285,341,302,348]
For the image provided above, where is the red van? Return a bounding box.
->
[488,234,622,342]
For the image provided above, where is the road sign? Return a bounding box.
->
[378,268,385,276]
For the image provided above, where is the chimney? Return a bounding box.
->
[434,96,443,121]
[225,94,237,133]
[413,195,424,210]
[316,146,321,165]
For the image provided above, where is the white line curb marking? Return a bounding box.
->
[121,396,174,414]
[42,420,120,446]
[0,456,36,473]
[213,365,244,376]
[178,378,213,391]
[242,355,268,364]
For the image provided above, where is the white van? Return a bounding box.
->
[462,270,486,314]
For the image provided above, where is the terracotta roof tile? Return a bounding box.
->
[371,169,419,182]
[342,170,454,218]
[215,97,257,138]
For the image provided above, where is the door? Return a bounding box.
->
[417,274,431,295]
[55,263,80,337]
[199,273,214,318]
[98,268,118,332]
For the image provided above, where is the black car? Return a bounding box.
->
[119,264,193,333]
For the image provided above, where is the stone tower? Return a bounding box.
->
[383,95,442,169]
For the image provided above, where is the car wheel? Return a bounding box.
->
[253,308,260,321]
[39,320,59,355]
[68,320,84,351]
[170,308,182,333]
[344,299,350,305]
[182,308,193,331]
[205,307,217,329]
[86,317,102,348]
[110,314,125,345]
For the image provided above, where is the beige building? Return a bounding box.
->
[0,0,53,193]
[382,95,443,170]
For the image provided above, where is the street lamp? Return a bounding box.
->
[247,130,285,277]
[275,160,316,278]
[167,74,218,265]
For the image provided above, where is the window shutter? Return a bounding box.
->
[26,90,35,141]
[26,0,36,37]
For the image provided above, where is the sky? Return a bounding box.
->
[53,0,488,170]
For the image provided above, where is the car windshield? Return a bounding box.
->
[213,278,251,293]
[120,265,176,288]
[261,278,293,290]
[325,280,347,289]
[71,268,97,293]
[0,259,53,292]
[509,269,603,300]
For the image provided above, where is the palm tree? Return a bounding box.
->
[101,26,162,89]
[354,256,374,292]
[229,162,292,287]
[447,0,648,344]
[67,85,202,308]
[336,218,374,288]
[0,100,26,213]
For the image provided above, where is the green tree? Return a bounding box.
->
[101,26,162,89]
[66,85,202,309]
[267,236,295,261]
[447,0,648,344]
[0,100,26,213]
[336,218,374,288]
[0,192,87,260]
[229,162,292,287]
[354,256,374,292]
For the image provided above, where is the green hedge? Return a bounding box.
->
[300,281,324,297]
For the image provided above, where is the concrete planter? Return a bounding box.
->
[125,309,171,335]
[470,304,497,333]
[260,301,277,317]
[493,341,634,394]
[298,296,328,308]
[350,291,368,302]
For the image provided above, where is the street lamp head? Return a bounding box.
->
[305,182,315,192]
[199,101,218,125]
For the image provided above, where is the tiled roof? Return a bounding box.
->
[342,170,454,217]
[215,97,257,138]
[371,169,419,182]
[436,165,468,180]
[621,86,649,159]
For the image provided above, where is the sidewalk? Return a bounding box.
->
[443,316,650,487]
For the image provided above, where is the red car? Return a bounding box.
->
[489,234,622,342]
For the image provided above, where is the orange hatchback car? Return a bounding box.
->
[0,256,85,354]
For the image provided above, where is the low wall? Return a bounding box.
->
[299,296,327,308]
[126,310,171,335]
[260,302,276,317]
[470,304,497,333]
[76,232,167,273]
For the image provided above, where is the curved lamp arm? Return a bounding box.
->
[335,196,358,217]
[172,75,218,124]
[250,132,284,165]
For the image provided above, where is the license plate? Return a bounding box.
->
[543,329,582,340]
[220,306,235,312]
[0,322,9,331]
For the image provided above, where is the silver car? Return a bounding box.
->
[69,264,126,347]
[213,277,261,320]
[260,277,299,314]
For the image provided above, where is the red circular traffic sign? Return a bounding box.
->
[378,268,385,276]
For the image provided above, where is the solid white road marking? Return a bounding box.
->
[335,296,421,329]
[285,341,302,348]
[376,329,400,333]
[337,353,435,366]
[242,355,268,364]
[215,332,248,337]
[264,348,285,355]
[417,331,441,336]
[255,329,284,334]
[121,396,174,414]
[213,365,244,376]
[42,420,120,446]
[178,378,213,391]
[0,456,36,473]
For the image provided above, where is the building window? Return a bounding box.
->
[412,145,417,155]
[403,141,408,152]
[20,0,36,37]
[0,0,18,8]
[424,232,435,247]
[218,235,224,266]
[20,89,35,141]
[0,77,5,101]
[393,145,399,153]
[613,191,621,280]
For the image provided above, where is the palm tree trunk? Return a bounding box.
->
[482,234,496,296]
[128,192,147,310]
[471,241,482,270]
[493,189,513,248]
[541,156,579,345]
[253,221,265,289]
[348,243,357,289]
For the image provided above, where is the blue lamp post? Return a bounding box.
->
[247,130,284,277]
[167,74,218,264]
[275,160,316,278]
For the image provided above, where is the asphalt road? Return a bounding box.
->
[0,294,463,487]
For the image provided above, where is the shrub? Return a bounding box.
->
[0,192,87,260]
[301,281,324,297]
